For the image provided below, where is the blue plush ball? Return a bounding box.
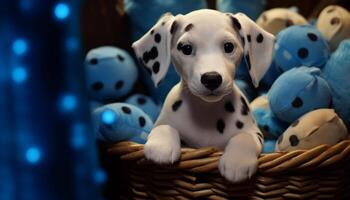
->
[323,39,350,127]
[274,25,330,72]
[85,46,138,102]
[253,107,289,139]
[125,94,161,122]
[216,0,265,20]
[268,67,332,123]
[92,103,153,144]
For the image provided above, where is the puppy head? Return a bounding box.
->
[133,9,275,102]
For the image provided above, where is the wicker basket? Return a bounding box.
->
[108,140,350,200]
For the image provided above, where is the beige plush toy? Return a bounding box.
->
[317,5,350,51]
[256,8,308,35]
[276,109,348,152]
[250,95,269,110]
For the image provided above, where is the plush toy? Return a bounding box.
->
[274,25,330,72]
[217,0,265,20]
[250,95,269,110]
[125,0,207,102]
[276,109,348,152]
[268,67,332,123]
[256,8,308,35]
[125,94,161,122]
[92,103,153,144]
[323,39,350,127]
[85,46,138,103]
[316,5,350,51]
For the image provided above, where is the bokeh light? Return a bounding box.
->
[26,147,41,164]
[93,169,107,185]
[54,3,70,20]
[12,66,28,83]
[59,93,77,112]
[101,109,116,125]
[12,39,28,55]
[70,123,87,149]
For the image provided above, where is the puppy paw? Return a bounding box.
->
[219,153,258,183]
[144,137,181,164]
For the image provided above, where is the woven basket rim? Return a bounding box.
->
[108,140,350,174]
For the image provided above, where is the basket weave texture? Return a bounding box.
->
[108,140,350,200]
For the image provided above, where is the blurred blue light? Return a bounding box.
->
[93,169,107,185]
[65,37,79,51]
[26,147,41,164]
[101,109,116,125]
[59,94,77,112]
[71,123,87,149]
[12,66,28,83]
[54,3,70,20]
[12,39,28,55]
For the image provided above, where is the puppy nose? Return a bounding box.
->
[201,72,222,90]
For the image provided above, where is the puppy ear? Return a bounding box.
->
[132,13,176,87]
[232,13,275,87]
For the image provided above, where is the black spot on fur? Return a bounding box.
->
[327,7,335,13]
[142,47,158,64]
[172,100,182,112]
[247,35,251,42]
[117,54,125,62]
[298,48,309,59]
[137,97,146,105]
[217,119,225,134]
[292,97,303,108]
[150,29,154,34]
[121,106,131,114]
[289,135,299,146]
[161,21,166,26]
[90,58,98,65]
[170,20,178,34]
[241,36,245,46]
[230,16,241,30]
[154,33,161,43]
[139,57,152,75]
[152,62,160,74]
[139,116,146,127]
[240,96,249,115]
[115,80,124,90]
[236,120,244,129]
[184,23,194,32]
[256,33,264,43]
[291,119,299,127]
[245,53,251,70]
[257,132,264,139]
[149,47,158,59]
[307,33,318,41]
[330,17,340,25]
[91,82,103,91]
[224,101,235,113]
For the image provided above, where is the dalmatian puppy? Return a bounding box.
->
[132,9,275,182]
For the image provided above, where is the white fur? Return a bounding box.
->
[132,9,274,183]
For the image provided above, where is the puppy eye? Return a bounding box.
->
[224,42,234,53]
[181,44,193,55]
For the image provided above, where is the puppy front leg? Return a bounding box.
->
[219,132,263,183]
[144,125,181,164]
